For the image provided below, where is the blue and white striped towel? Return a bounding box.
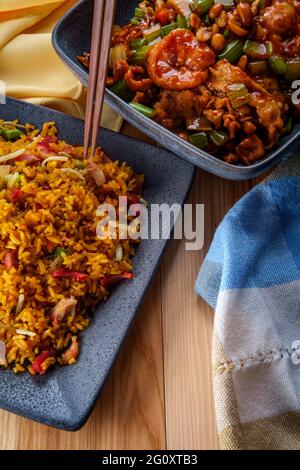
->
[195,151,300,450]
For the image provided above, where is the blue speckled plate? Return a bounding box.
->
[0,97,194,430]
[52,0,300,181]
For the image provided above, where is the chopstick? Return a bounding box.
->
[84,0,116,158]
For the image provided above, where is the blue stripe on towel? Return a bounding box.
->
[196,176,300,302]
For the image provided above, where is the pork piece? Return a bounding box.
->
[62,336,79,364]
[208,60,284,140]
[236,134,265,164]
[87,160,106,186]
[52,297,77,329]
[154,89,203,125]
[260,0,296,35]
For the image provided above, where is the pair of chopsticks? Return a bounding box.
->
[84,0,116,158]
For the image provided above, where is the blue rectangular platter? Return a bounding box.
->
[0,97,194,430]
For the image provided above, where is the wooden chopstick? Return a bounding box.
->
[84,0,116,158]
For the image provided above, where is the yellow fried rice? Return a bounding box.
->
[0,120,144,375]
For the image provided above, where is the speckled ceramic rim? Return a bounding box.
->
[52,0,300,181]
[0,97,194,431]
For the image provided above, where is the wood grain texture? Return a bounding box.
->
[0,124,258,450]
[161,170,252,450]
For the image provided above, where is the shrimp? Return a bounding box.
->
[148,29,215,90]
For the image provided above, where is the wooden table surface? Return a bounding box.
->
[0,124,255,450]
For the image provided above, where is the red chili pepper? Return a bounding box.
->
[52,269,89,282]
[155,8,172,25]
[101,272,134,289]
[31,350,53,375]
[3,251,18,270]
[11,189,22,202]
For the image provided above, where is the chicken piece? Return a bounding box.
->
[62,336,79,364]
[51,297,77,329]
[154,89,204,124]
[260,0,296,35]
[112,24,143,47]
[208,59,270,96]
[87,160,106,186]
[106,60,129,87]
[236,134,265,164]
[208,60,284,139]
[203,109,224,128]
[251,93,284,141]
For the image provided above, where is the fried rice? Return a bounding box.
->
[0,120,144,375]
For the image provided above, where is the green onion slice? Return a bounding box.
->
[177,14,187,28]
[190,0,214,16]
[143,24,161,42]
[161,23,178,37]
[243,40,273,59]
[217,40,243,64]
[248,60,268,75]
[209,130,229,146]
[284,60,300,81]
[130,38,148,49]
[227,83,251,109]
[190,132,209,149]
[268,57,287,75]
[130,102,154,118]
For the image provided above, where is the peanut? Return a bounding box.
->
[211,33,226,52]
[209,4,223,19]
[237,3,253,28]
[237,54,248,71]
[227,18,248,36]
[216,11,228,28]
[196,26,213,42]
[190,12,201,30]
[211,23,220,34]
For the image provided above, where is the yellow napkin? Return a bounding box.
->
[0,0,122,131]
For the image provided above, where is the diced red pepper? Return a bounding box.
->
[46,240,56,253]
[155,8,173,25]
[101,272,134,289]
[37,142,51,154]
[31,350,53,375]
[16,153,41,164]
[11,189,22,202]
[52,269,89,282]
[42,136,57,144]
[37,137,57,155]
[3,251,18,270]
